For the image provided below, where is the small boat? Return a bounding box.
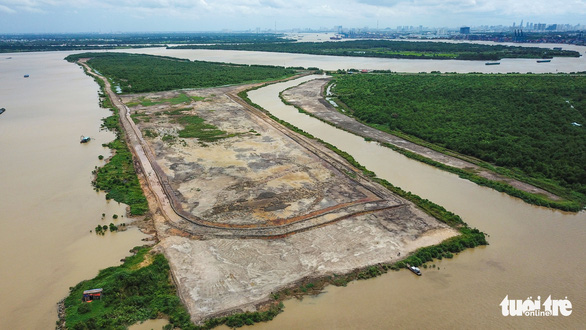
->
[406,263,422,276]
[24,74,29,78]
[485,62,500,66]
[0,108,5,115]
[80,135,91,143]
[537,59,551,63]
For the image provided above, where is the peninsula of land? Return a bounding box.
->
[77,57,458,324]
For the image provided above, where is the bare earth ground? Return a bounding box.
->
[282,78,562,201]
[107,76,457,323]
[120,84,458,323]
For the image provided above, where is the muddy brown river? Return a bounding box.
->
[246,76,586,329]
[0,52,148,329]
[0,41,585,329]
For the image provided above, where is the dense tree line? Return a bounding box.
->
[1,33,292,53]
[333,73,586,197]
[170,40,580,60]
[66,53,296,93]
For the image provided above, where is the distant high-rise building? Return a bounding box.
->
[460,27,471,34]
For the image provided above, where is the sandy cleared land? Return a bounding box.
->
[282,78,562,201]
[114,83,458,323]
[81,60,455,323]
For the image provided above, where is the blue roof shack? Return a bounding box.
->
[82,288,103,302]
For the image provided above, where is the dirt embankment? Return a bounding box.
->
[282,78,562,201]
[80,60,458,325]
[122,82,457,323]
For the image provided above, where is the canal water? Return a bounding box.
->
[0,52,148,329]
[245,76,586,329]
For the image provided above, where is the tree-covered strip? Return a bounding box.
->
[65,53,296,93]
[0,33,293,53]
[170,40,580,60]
[332,73,586,206]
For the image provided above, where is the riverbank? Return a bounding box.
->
[0,51,153,329]
[280,78,583,211]
[71,55,478,327]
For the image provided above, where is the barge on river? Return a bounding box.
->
[406,263,422,276]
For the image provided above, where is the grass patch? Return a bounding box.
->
[176,115,236,142]
[130,112,149,124]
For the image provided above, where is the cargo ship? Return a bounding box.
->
[537,59,551,63]
[485,62,500,65]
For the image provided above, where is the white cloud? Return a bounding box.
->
[0,0,583,31]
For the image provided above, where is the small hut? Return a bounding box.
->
[82,288,103,302]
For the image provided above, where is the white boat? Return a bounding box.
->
[406,263,422,276]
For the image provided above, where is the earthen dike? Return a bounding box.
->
[117,79,407,239]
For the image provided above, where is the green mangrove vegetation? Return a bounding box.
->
[331,73,586,209]
[63,247,194,330]
[65,53,296,93]
[62,246,285,330]
[91,88,149,215]
[279,86,583,211]
[1,32,292,53]
[170,39,580,61]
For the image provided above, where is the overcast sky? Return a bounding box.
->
[0,0,584,34]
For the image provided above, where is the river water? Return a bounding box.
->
[0,52,148,329]
[244,75,586,329]
[0,41,584,329]
[121,41,586,74]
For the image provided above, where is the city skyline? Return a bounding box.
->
[0,0,585,34]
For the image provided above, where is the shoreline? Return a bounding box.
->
[280,78,583,211]
[65,58,483,327]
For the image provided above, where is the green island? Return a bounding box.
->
[61,52,487,329]
[170,39,580,60]
[65,53,296,93]
[329,73,586,210]
[0,33,292,53]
